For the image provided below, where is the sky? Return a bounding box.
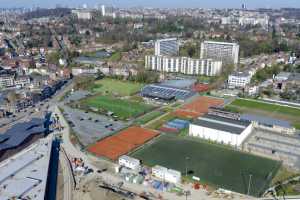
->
[2,0,300,9]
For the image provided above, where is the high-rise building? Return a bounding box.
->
[101,5,106,16]
[200,41,240,66]
[242,3,246,10]
[145,55,222,77]
[155,38,179,56]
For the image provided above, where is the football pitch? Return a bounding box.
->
[81,95,153,120]
[131,135,280,197]
[226,98,300,129]
[91,78,144,96]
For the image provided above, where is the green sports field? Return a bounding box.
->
[81,95,153,120]
[131,135,280,197]
[226,99,300,129]
[91,78,144,96]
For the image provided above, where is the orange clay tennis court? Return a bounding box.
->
[88,126,159,160]
[174,96,224,118]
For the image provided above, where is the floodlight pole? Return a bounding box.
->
[185,156,190,177]
[247,174,252,196]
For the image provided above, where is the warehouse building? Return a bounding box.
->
[0,136,53,200]
[118,155,141,171]
[152,165,182,184]
[189,114,253,146]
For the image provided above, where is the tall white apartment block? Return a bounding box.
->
[145,55,222,76]
[200,41,240,65]
[155,38,179,56]
[101,5,106,16]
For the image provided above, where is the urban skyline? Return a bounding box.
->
[2,0,300,9]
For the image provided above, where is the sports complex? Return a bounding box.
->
[67,78,295,197]
[130,135,281,197]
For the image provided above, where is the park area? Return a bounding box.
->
[226,99,300,129]
[131,135,280,197]
[80,95,154,120]
[88,126,159,160]
[173,96,224,118]
[91,78,144,96]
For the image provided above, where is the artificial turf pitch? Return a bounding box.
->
[81,95,153,119]
[131,135,280,197]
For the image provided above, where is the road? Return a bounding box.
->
[59,147,74,200]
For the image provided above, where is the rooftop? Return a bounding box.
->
[193,114,251,135]
[0,118,47,152]
[240,114,292,128]
[0,136,53,200]
[229,71,251,78]
[203,41,239,46]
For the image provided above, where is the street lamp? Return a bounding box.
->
[247,174,253,196]
[185,156,190,177]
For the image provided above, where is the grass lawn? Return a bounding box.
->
[135,111,164,125]
[92,78,144,96]
[131,135,280,197]
[81,95,153,120]
[226,99,300,129]
[146,113,176,130]
[108,51,122,61]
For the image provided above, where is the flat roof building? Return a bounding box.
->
[118,155,141,171]
[0,136,53,200]
[200,41,239,65]
[189,114,253,146]
[155,38,179,57]
[145,55,222,76]
[152,165,181,184]
[228,71,252,88]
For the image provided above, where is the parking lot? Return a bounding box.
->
[62,106,128,146]
[244,128,300,170]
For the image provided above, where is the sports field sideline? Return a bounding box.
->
[226,98,300,129]
[130,135,280,197]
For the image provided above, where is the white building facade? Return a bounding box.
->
[189,114,253,147]
[118,155,141,170]
[72,10,92,20]
[145,55,222,76]
[155,38,179,56]
[200,41,240,65]
[228,71,252,88]
[152,165,181,184]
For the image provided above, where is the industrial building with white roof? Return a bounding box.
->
[189,114,253,146]
[0,136,53,200]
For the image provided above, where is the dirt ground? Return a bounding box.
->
[77,178,131,200]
